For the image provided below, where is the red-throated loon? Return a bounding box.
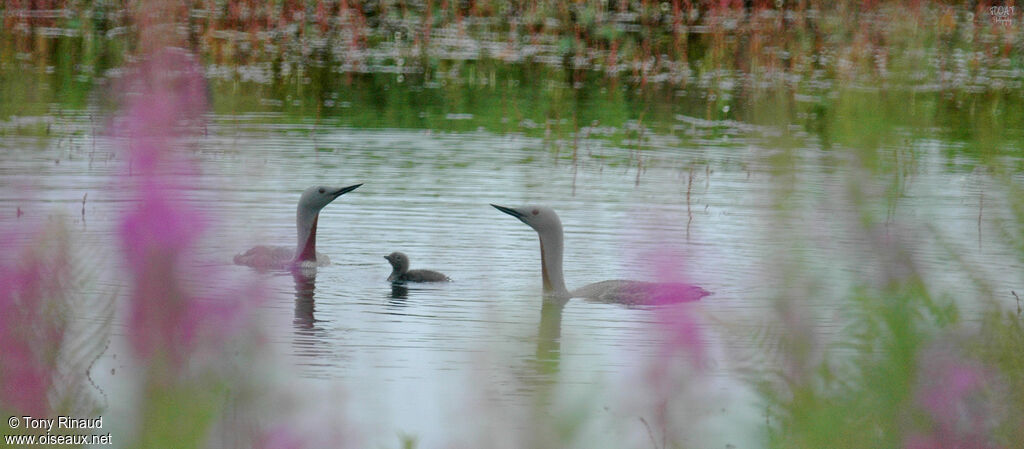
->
[234,184,362,270]
[491,204,710,305]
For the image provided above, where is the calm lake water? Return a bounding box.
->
[2,102,1021,447]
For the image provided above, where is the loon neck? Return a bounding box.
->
[538,228,569,298]
[295,212,319,262]
[387,266,406,282]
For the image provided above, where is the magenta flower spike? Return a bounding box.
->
[647,248,707,367]
[0,224,68,416]
[114,49,250,366]
[907,346,998,449]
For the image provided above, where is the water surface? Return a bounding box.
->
[3,106,1022,447]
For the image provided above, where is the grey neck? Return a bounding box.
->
[295,206,319,261]
[538,226,569,298]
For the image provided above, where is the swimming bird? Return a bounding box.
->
[384,251,450,283]
[491,204,710,305]
[233,184,362,270]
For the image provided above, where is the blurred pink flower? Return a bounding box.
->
[906,346,999,449]
[646,248,707,367]
[256,425,307,449]
[117,48,207,179]
[115,49,250,365]
[622,207,711,368]
[0,223,68,416]
[630,245,710,448]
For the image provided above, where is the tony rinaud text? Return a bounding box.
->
[12,416,103,432]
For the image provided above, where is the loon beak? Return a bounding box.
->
[334,183,363,197]
[491,204,526,219]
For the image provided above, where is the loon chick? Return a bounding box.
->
[491,204,710,305]
[233,184,362,270]
[384,251,450,283]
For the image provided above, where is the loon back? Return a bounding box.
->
[571,280,710,306]
[233,245,332,270]
[394,269,450,283]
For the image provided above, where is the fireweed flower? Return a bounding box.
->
[624,243,711,447]
[621,216,711,420]
[906,344,1000,449]
[643,248,707,366]
[0,223,69,416]
[256,425,307,449]
[115,49,249,366]
[622,209,710,365]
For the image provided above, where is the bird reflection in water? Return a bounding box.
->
[292,269,319,330]
[534,297,567,378]
[387,284,410,307]
[290,268,348,373]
